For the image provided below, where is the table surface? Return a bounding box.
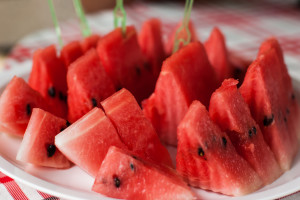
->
[1,1,300,199]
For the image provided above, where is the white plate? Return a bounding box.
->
[1,62,300,200]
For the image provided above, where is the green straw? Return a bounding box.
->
[114,0,127,36]
[48,0,63,48]
[73,0,91,37]
[172,0,194,54]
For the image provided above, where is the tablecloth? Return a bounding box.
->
[1,0,300,199]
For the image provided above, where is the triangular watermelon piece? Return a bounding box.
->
[142,42,218,146]
[165,20,198,56]
[92,146,196,200]
[55,108,127,177]
[0,77,50,136]
[28,45,68,118]
[176,100,263,196]
[60,41,84,67]
[101,89,173,167]
[138,18,166,80]
[81,34,100,53]
[16,108,71,168]
[97,26,153,103]
[67,49,115,123]
[204,27,232,84]
[240,41,299,171]
[209,78,282,185]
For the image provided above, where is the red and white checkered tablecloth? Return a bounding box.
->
[1,0,300,199]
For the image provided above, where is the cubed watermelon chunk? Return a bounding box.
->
[92,146,196,200]
[0,77,50,136]
[60,41,84,67]
[55,108,127,177]
[81,34,100,53]
[240,39,299,171]
[67,49,115,123]
[97,26,154,103]
[28,45,68,118]
[16,108,71,168]
[101,89,173,167]
[143,42,218,146]
[138,18,166,80]
[176,100,263,196]
[209,79,282,185]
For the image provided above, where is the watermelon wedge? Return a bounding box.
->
[176,100,263,196]
[143,42,218,146]
[81,34,100,53]
[101,89,173,167]
[92,146,196,200]
[55,108,127,177]
[67,49,115,123]
[138,18,166,80]
[16,108,71,168]
[60,41,84,67]
[97,26,153,103]
[0,77,50,136]
[240,40,299,171]
[209,78,282,185]
[28,45,68,118]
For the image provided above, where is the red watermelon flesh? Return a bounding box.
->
[92,146,196,200]
[176,100,263,196]
[240,47,299,171]
[81,34,100,53]
[28,45,68,118]
[67,49,115,123]
[204,27,232,85]
[97,26,153,103]
[0,77,50,136]
[60,41,84,67]
[101,89,173,168]
[165,20,198,56]
[209,78,282,185]
[142,42,218,146]
[16,108,71,168]
[55,108,127,177]
[138,18,166,80]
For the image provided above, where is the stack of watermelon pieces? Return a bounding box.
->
[0,16,299,199]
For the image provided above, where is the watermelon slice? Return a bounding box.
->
[67,49,115,123]
[97,26,155,103]
[101,89,173,167]
[81,34,100,53]
[92,146,196,200]
[16,108,71,168]
[0,77,50,136]
[142,42,218,146]
[55,108,127,177]
[209,78,282,185]
[60,41,84,67]
[204,27,232,84]
[28,45,68,118]
[176,100,263,196]
[165,20,198,56]
[138,18,166,80]
[240,41,299,171]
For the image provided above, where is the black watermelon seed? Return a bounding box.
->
[284,117,287,122]
[113,176,121,188]
[292,93,295,100]
[286,108,290,114]
[144,62,151,71]
[198,147,205,157]
[252,126,257,135]
[91,98,97,107]
[132,155,138,160]
[135,67,141,76]
[248,129,253,138]
[26,104,31,116]
[48,87,56,98]
[60,127,65,132]
[263,114,274,126]
[222,137,227,147]
[66,120,71,127]
[59,91,67,102]
[47,144,56,157]
[130,163,134,171]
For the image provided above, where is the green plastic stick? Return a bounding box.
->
[172,0,194,54]
[114,0,127,36]
[73,0,91,37]
[48,0,63,48]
